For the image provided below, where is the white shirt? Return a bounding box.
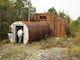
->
[17,29,23,37]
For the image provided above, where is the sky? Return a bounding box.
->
[31,0,80,20]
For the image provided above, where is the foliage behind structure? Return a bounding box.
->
[0,0,36,40]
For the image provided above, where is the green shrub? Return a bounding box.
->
[73,32,80,45]
[71,47,80,55]
[40,39,55,49]
[40,36,69,49]
[64,46,80,57]
[44,34,50,39]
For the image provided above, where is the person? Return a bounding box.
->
[17,28,23,43]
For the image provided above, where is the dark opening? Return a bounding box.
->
[43,16,46,19]
[40,16,43,19]
[16,26,23,43]
[40,16,47,19]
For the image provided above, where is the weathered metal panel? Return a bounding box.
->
[9,13,71,44]
[30,13,70,37]
[22,22,50,42]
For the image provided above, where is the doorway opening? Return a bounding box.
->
[16,26,23,43]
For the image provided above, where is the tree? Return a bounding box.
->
[0,0,13,40]
[31,7,36,15]
[76,16,80,31]
[77,16,80,22]
[64,15,71,25]
[70,21,79,34]
[47,7,58,16]
[0,0,36,40]
[69,16,80,35]
[58,11,66,19]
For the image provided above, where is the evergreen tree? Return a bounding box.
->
[0,0,36,40]
[47,7,58,16]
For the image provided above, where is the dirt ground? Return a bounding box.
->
[0,39,79,60]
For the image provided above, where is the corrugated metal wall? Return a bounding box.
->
[22,22,50,42]
[30,13,70,37]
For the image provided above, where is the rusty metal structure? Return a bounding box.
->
[8,13,70,44]
[30,13,70,37]
[8,21,50,44]
[22,22,50,42]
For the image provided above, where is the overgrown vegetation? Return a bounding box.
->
[40,36,68,49]
[39,37,80,59]
[0,1,80,57]
[73,32,80,46]
[0,1,80,60]
[63,46,80,59]
[0,0,36,40]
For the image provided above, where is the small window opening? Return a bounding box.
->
[43,16,46,19]
[40,16,47,19]
[40,16,43,19]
